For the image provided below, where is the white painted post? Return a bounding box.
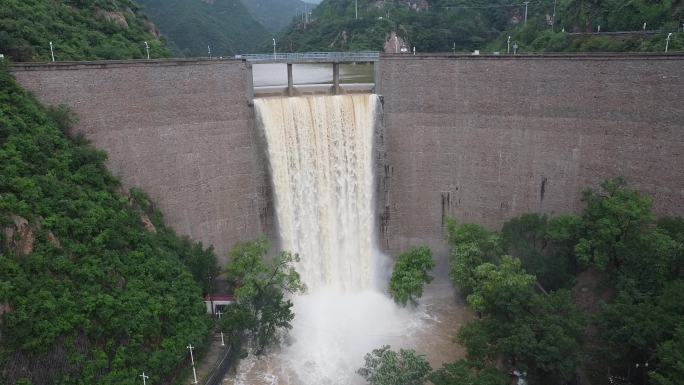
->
[216,310,225,346]
[139,372,149,385]
[666,33,673,52]
[507,36,511,54]
[49,42,55,62]
[144,41,150,60]
[187,344,198,384]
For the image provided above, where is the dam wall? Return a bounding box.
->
[377,54,684,256]
[11,59,272,263]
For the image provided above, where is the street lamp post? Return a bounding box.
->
[666,32,673,52]
[49,41,55,62]
[144,41,150,60]
[507,36,511,54]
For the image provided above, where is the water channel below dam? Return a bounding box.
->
[223,93,470,385]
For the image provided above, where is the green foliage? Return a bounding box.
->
[389,246,435,306]
[502,213,581,290]
[222,238,305,355]
[0,65,212,384]
[447,219,503,295]
[650,323,684,385]
[357,345,432,385]
[278,0,683,53]
[136,0,270,57]
[575,177,655,271]
[0,0,171,62]
[430,360,507,385]
[458,257,585,383]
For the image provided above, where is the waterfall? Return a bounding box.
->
[256,94,380,291]
[253,94,423,385]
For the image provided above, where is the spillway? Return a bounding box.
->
[227,94,466,385]
[257,95,378,292]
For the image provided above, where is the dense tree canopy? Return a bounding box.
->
[0,63,212,385]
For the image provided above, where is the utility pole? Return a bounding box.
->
[523,1,530,24]
[187,344,198,384]
[273,38,277,60]
[552,0,557,31]
[355,0,358,19]
[139,372,149,385]
[666,33,673,52]
[49,41,55,62]
[144,41,150,60]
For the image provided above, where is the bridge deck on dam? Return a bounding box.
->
[10,53,684,262]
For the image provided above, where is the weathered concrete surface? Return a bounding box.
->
[12,59,272,263]
[377,54,684,256]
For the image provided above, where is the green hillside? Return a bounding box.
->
[0,60,216,384]
[137,0,270,57]
[241,0,312,33]
[0,0,171,62]
[276,0,684,53]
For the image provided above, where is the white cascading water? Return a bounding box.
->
[250,94,426,385]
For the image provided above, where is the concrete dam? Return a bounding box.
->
[11,54,684,264]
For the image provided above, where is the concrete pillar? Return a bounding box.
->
[287,63,294,96]
[332,62,341,95]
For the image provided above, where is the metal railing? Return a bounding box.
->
[236,51,380,63]
[202,337,242,385]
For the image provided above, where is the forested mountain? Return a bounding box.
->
[276,0,684,53]
[0,61,217,384]
[241,0,312,33]
[136,0,270,57]
[0,0,171,62]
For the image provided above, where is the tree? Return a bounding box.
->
[430,360,507,385]
[575,177,654,271]
[389,246,436,306]
[502,213,581,290]
[447,220,503,295]
[222,237,305,355]
[357,345,432,385]
[650,323,684,385]
[458,257,585,383]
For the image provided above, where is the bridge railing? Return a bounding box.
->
[236,51,380,63]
